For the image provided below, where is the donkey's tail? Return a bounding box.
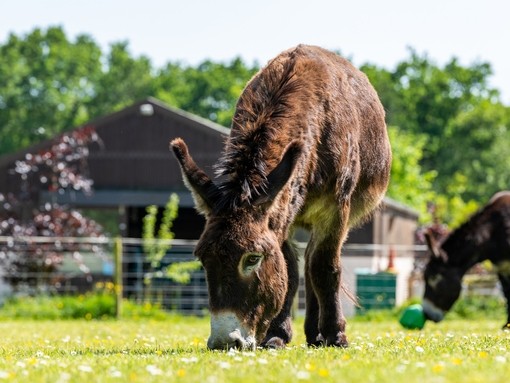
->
[341,282,360,307]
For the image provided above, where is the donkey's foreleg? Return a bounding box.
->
[498,273,510,330]
[304,256,321,346]
[261,241,299,348]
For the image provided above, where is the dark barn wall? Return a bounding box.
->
[88,100,227,191]
[127,206,205,240]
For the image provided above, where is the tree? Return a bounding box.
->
[87,42,156,118]
[155,57,257,126]
[364,51,510,221]
[386,126,437,222]
[0,27,103,155]
[437,99,510,201]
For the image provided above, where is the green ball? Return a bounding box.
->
[399,304,426,330]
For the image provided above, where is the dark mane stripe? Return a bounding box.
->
[214,48,303,206]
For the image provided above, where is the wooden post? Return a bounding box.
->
[114,237,123,319]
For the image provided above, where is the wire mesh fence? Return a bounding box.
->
[0,236,434,317]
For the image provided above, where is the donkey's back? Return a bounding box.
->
[219,44,391,232]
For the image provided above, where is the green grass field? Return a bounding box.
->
[0,317,509,382]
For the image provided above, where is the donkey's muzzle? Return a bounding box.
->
[207,312,256,350]
[422,299,446,322]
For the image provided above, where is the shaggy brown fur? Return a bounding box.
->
[171,45,391,349]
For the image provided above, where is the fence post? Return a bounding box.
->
[114,237,123,319]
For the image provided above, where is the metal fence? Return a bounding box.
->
[0,236,500,317]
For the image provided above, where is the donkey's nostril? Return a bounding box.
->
[233,338,244,349]
[228,329,244,349]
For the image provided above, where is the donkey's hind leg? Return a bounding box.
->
[261,241,299,348]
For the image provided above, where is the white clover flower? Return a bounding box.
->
[181,357,199,364]
[56,372,71,383]
[108,368,122,378]
[146,365,163,376]
[217,361,231,369]
[78,365,93,373]
[296,370,311,380]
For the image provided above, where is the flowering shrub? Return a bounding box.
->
[0,126,104,292]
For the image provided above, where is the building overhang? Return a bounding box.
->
[40,189,195,208]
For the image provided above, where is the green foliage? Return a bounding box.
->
[432,187,481,229]
[143,194,179,267]
[355,295,505,322]
[449,295,506,320]
[0,286,170,320]
[365,50,510,225]
[387,126,437,222]
[88,42,156,118]
[142,194,201,285]
[155,57,257,126]
[0,27,103,154]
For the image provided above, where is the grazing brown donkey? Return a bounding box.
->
[171,45,391,349]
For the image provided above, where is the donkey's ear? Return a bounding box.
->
[170,138,221,216]
[253,141,302,207]
[424,231,442,259]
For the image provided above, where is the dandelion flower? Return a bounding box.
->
[318,369,329,377]
[432,364,444,373]
[451,357,462,365]
[177,369,186,377]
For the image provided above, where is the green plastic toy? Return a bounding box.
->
[399,304,426,330]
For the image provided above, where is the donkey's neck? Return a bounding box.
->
[442,214,491,273]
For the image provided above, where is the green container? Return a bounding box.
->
[356,271,397,314]
[399,304,426,330]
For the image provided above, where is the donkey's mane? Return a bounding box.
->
[215,49,303,206]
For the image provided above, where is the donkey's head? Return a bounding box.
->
[422,232,462,322]
[170,138,301,350]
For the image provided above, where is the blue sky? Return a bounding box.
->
[1,0,509,103]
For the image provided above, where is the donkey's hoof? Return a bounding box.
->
[502,323,510,331]
[316,333,348,348]
[261,336,287,349]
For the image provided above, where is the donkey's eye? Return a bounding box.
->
[239,253,263,276]
[245,254,262,266]
[427,274,443,290]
